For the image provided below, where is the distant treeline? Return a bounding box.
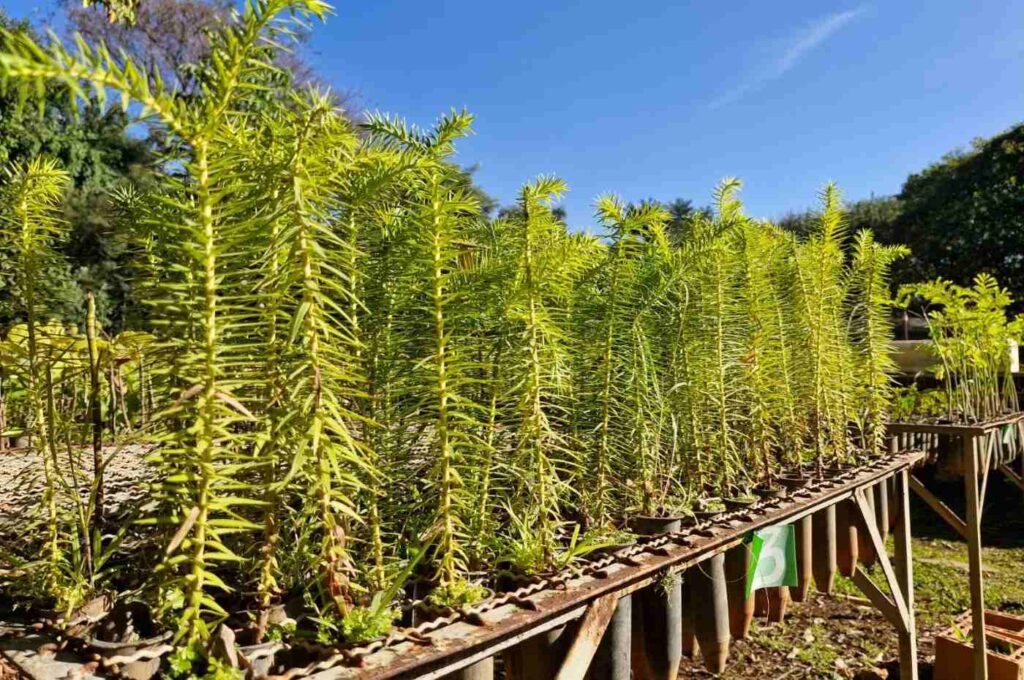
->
[3,1,1024,325]
[778,123,1024,306]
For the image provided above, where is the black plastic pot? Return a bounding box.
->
[824,463,846,481]
[835,498,859,578]
[503,622,578,680]
[723,496,757,513]
[680,569,697,661]
[724,543,754,640]
[811,505,837,595]
[407,579,431,626]
[238,641,282,679]
[74,602,171,680]
[753,484,785,501]
[856,487,877,567]
[691,553,731,674]
[255,640,336,680]
[692,507,725,524]
[629,515,684,535]
[873,481,890,544]
[630,515,682,680]
[449,658,495,680]
[85,632,172,680]
[591,595,632,680]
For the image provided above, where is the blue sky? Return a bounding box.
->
[6,0,1024,231]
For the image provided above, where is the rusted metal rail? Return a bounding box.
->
[888,412,1024,438]
[285,451,924,680]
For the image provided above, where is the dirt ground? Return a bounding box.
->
[677,469,1024,679]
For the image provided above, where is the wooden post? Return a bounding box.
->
[963,434,988,680]
[589,595,631,680]
[852,489,911,629]
[893,469,918,680]
[998,463,1024,494]
[978,433,995,518]
[852,475,922,680]
[1019,422,1024,505]
[554,594,619,680]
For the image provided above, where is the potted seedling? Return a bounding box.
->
[723,486,759,513]
[497,513,624,678]
[0,6,935,674]
[897,275,1023,428]
[78,601,172,680]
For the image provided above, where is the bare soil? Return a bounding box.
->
[679,591,908,679]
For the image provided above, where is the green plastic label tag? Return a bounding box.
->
[745,524,798,598]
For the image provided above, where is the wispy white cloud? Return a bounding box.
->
[709,7,867,109]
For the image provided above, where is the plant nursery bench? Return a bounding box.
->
[1,451,927,680]
[889,413,1024,680]
[267,451,925,680]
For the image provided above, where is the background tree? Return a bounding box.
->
[778,195,900,240]
[62,0,335,97]
[81,0,142,24]
[2,1,495,332]
[659,197,712,247]
[778,123,1024,308]
[0,10,152,330]
[889,125,1024,303]
[61,0,227,93]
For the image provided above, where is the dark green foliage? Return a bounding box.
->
[892,125,1024,303]
[781,123,1024,308]
[779,195,900,241]
[0,10,152,330]
[658,197,713,247]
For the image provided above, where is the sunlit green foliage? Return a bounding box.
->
[849,231,908,452]
[0,0,924,661]
[898,274,1022,423]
